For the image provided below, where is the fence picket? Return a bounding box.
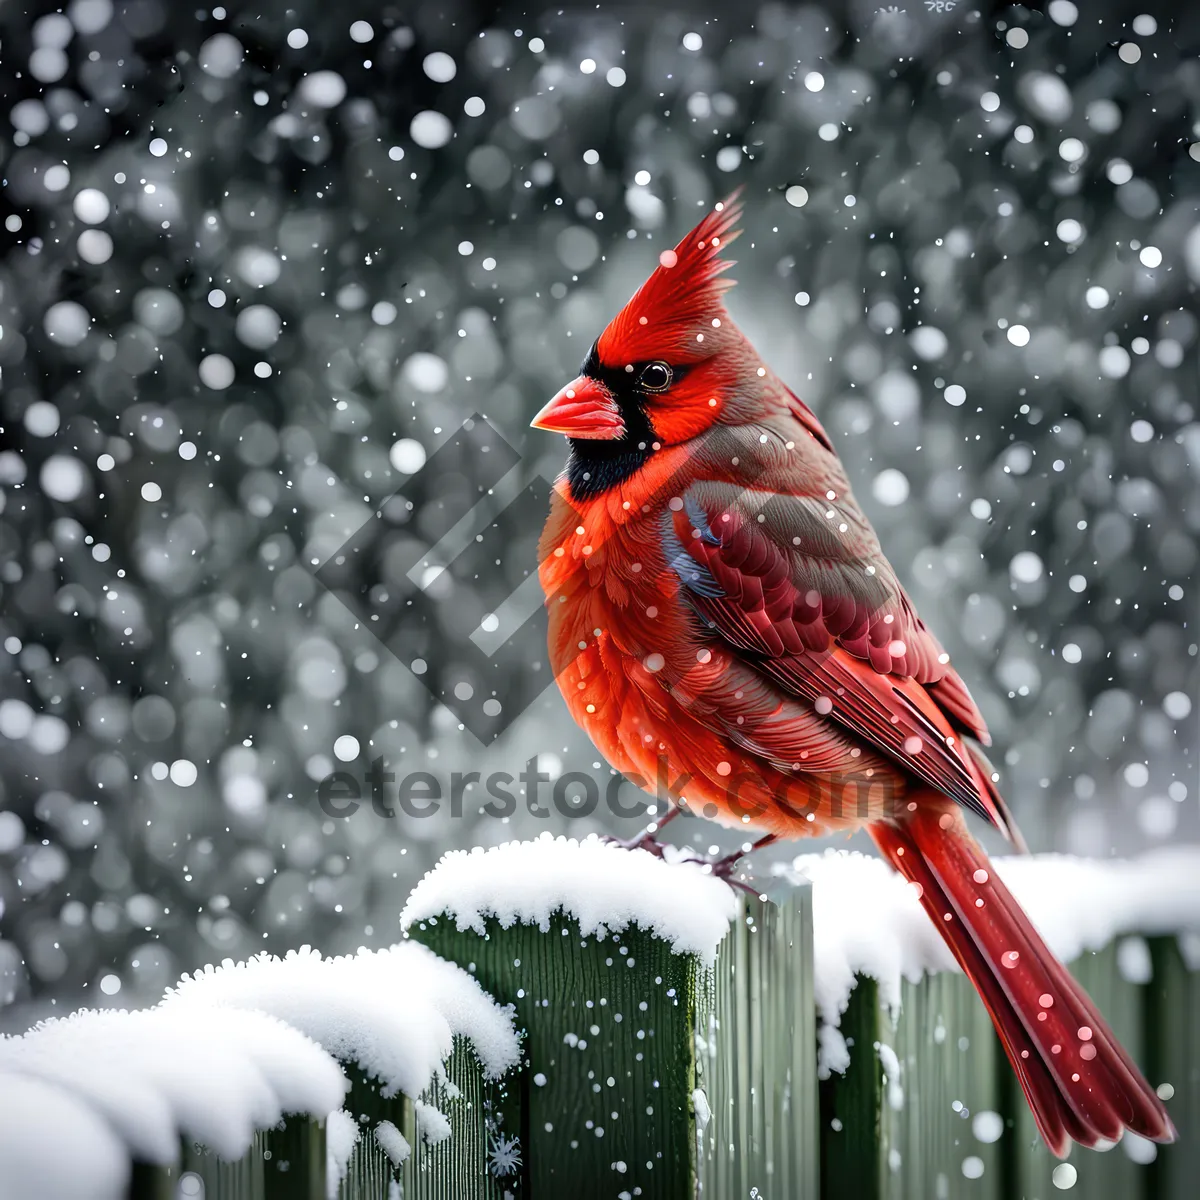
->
[694,885,818,1198]
[1146,936,1199,1200]
[408,911,698,1197]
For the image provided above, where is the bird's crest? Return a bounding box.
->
[597,189,743,365]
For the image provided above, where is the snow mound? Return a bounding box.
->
[401,832,739,962]
[784,850,955,1031]
[164,941,520,1096]
[0,1073,129,1200]
[783,846,1200,1076]
[0,1005,344,1163]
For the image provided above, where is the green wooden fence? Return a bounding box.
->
[819,937,1197,1200]
[1,848,1194,1200]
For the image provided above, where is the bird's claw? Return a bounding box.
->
[601,817,771,897]
[600,807,681,858]
[600,830,669,859]
[701,850,761,896]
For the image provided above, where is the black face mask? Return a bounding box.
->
[565,340,685,500]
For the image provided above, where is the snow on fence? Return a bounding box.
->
[0,835,1196,1200]
[789,848,1200,1200]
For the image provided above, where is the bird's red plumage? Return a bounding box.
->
[534,196,1175,1155]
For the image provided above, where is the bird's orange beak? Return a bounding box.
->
[530,375,624,440]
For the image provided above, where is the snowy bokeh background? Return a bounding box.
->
[0,0,1197,1023]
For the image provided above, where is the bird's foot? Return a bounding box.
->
[600,829,669,859]
[600,807,681,858]
[697,834,779,896]
[601,819,776,897]
[700,851,760,896]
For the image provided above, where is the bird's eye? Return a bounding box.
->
[638,361,672,392]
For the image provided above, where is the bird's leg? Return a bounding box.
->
[703,833,778,887]
[603,805,681,858]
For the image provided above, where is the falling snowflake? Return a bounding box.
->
[488,1132,523,1178]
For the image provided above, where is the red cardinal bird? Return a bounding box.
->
[531,193,1175,1157]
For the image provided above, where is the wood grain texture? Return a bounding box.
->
[695,884,818,1199]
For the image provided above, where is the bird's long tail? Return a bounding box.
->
[870,802,1176,1157]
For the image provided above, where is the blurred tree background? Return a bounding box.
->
[0,0,1197,1024]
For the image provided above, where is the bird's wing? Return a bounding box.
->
[663,478,1011,834]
